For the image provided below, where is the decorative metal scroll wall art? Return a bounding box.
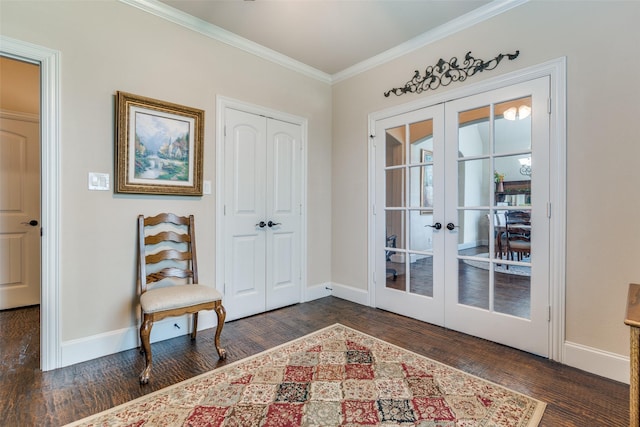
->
[384,50,520,97]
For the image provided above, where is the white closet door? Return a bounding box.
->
[223,108,268,319]
[265,118,302,310]
[223,108,302,320]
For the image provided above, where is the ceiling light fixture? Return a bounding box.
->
[503,105,531,121]
[519,157,532,176]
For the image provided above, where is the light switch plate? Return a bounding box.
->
[203,180,212,195]
[88,172,110,191]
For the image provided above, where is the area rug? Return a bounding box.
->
[463,253,531,277]
[65,324,545,426]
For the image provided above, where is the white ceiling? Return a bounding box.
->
[156,0,499,76]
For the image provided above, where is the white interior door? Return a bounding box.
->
[223,108,302,321]
[374,105,445,325]
[373,77,550,356]
[0,113,40,310]
[444,77,550,357]
[265,118,302,311]
[223,108,267,319]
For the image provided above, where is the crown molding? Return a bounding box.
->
[119,0,332,84]
[332,0,529,84]
[120,0,527,86]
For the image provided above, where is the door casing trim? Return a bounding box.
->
[368,57,567,362]
[215,96,309,311]
[1,35,62,371]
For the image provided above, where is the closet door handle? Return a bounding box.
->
[426,222,442,230]
[267,221,281,228]
[446,223,459,231]
[256,221,266,228]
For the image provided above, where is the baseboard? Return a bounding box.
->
[327,281,370,306]
[60,283,334,368]
[60,312,218,368]
[563,340,629,384]
[60,282,335,367]
[305,282,333,302]
[60,290,630,384]
[323,285,630,384]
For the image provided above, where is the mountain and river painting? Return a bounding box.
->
[134,111,191,182]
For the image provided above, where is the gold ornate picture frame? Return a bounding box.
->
[115,91,204,196]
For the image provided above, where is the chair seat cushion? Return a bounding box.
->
[140,284,222,314]
[509,241,531,250]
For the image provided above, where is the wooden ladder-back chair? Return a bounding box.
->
[505,210,531,262]
[137,213,226,384]
[489,211,508,260]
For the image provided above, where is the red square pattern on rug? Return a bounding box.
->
[411,397,457,421]
[341,399,380,425]
[184,405,229,427]
[284,365,314,382]
[262,402,304,427]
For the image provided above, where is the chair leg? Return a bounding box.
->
[138,307,145,354]
[214,302,227,360]
[139,315,153,384]
[191,312,199,341]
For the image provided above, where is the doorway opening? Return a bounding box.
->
[0,56,41,372]
[1,36,62,371]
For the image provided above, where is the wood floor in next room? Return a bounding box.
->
[0,297,629,426]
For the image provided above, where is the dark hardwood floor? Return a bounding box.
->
[0,297,629,426]
[387,246,532,318]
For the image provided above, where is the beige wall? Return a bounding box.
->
[0,1,332,341]
[332,1,640,357]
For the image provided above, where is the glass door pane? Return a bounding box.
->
[384,119,436,297]
[494,96,532,318]
[455,98,533,320]
[384,124,406,292]
[408,119,434,297]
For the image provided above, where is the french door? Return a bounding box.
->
[374,77,550,356]
[221,108,302,321]
[373,105,446,325]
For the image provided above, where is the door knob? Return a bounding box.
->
[255,221,266,228]
[267,221,281,228]
[446,223,459,231]
[22,219,39,226]
[426,222,442,230]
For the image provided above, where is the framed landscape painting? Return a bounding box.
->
[115,91,204,195]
